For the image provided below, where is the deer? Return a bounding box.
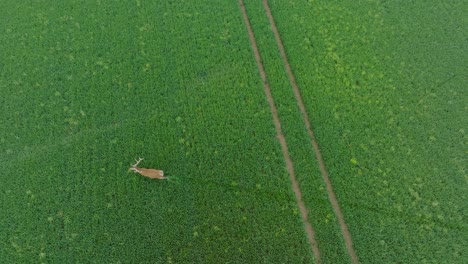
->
[129,157,165,179]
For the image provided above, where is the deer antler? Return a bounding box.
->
[131,157,144,167]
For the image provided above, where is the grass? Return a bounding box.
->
[242,1,350,262]
[0,1,313,262]
[263,0,467,262]
[1,0,466,263]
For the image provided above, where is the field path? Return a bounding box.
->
[260,1,360,263]
[238,0,321,262]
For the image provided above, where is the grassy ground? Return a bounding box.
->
[263,0,467,263]
[242,1,350,262]
[1,0,466,263]
[0,1,314,262]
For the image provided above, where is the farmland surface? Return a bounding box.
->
[257,0,467,263]
[0,1,314,262]
[1,0,466,263]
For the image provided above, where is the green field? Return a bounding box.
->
[1,0,466,263]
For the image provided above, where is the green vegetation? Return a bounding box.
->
[264,0,467,263]
[242,1,349,263]
[1,0,466,263]
[0,1,313,262]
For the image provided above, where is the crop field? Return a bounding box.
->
[0,0,466,263]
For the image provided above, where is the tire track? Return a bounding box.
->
[261,1,359,263]
[238,0,321,262]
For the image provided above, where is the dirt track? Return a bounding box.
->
[238,0,360,263]
[238,0,321,262]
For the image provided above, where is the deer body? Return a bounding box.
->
[130,158,165,179]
